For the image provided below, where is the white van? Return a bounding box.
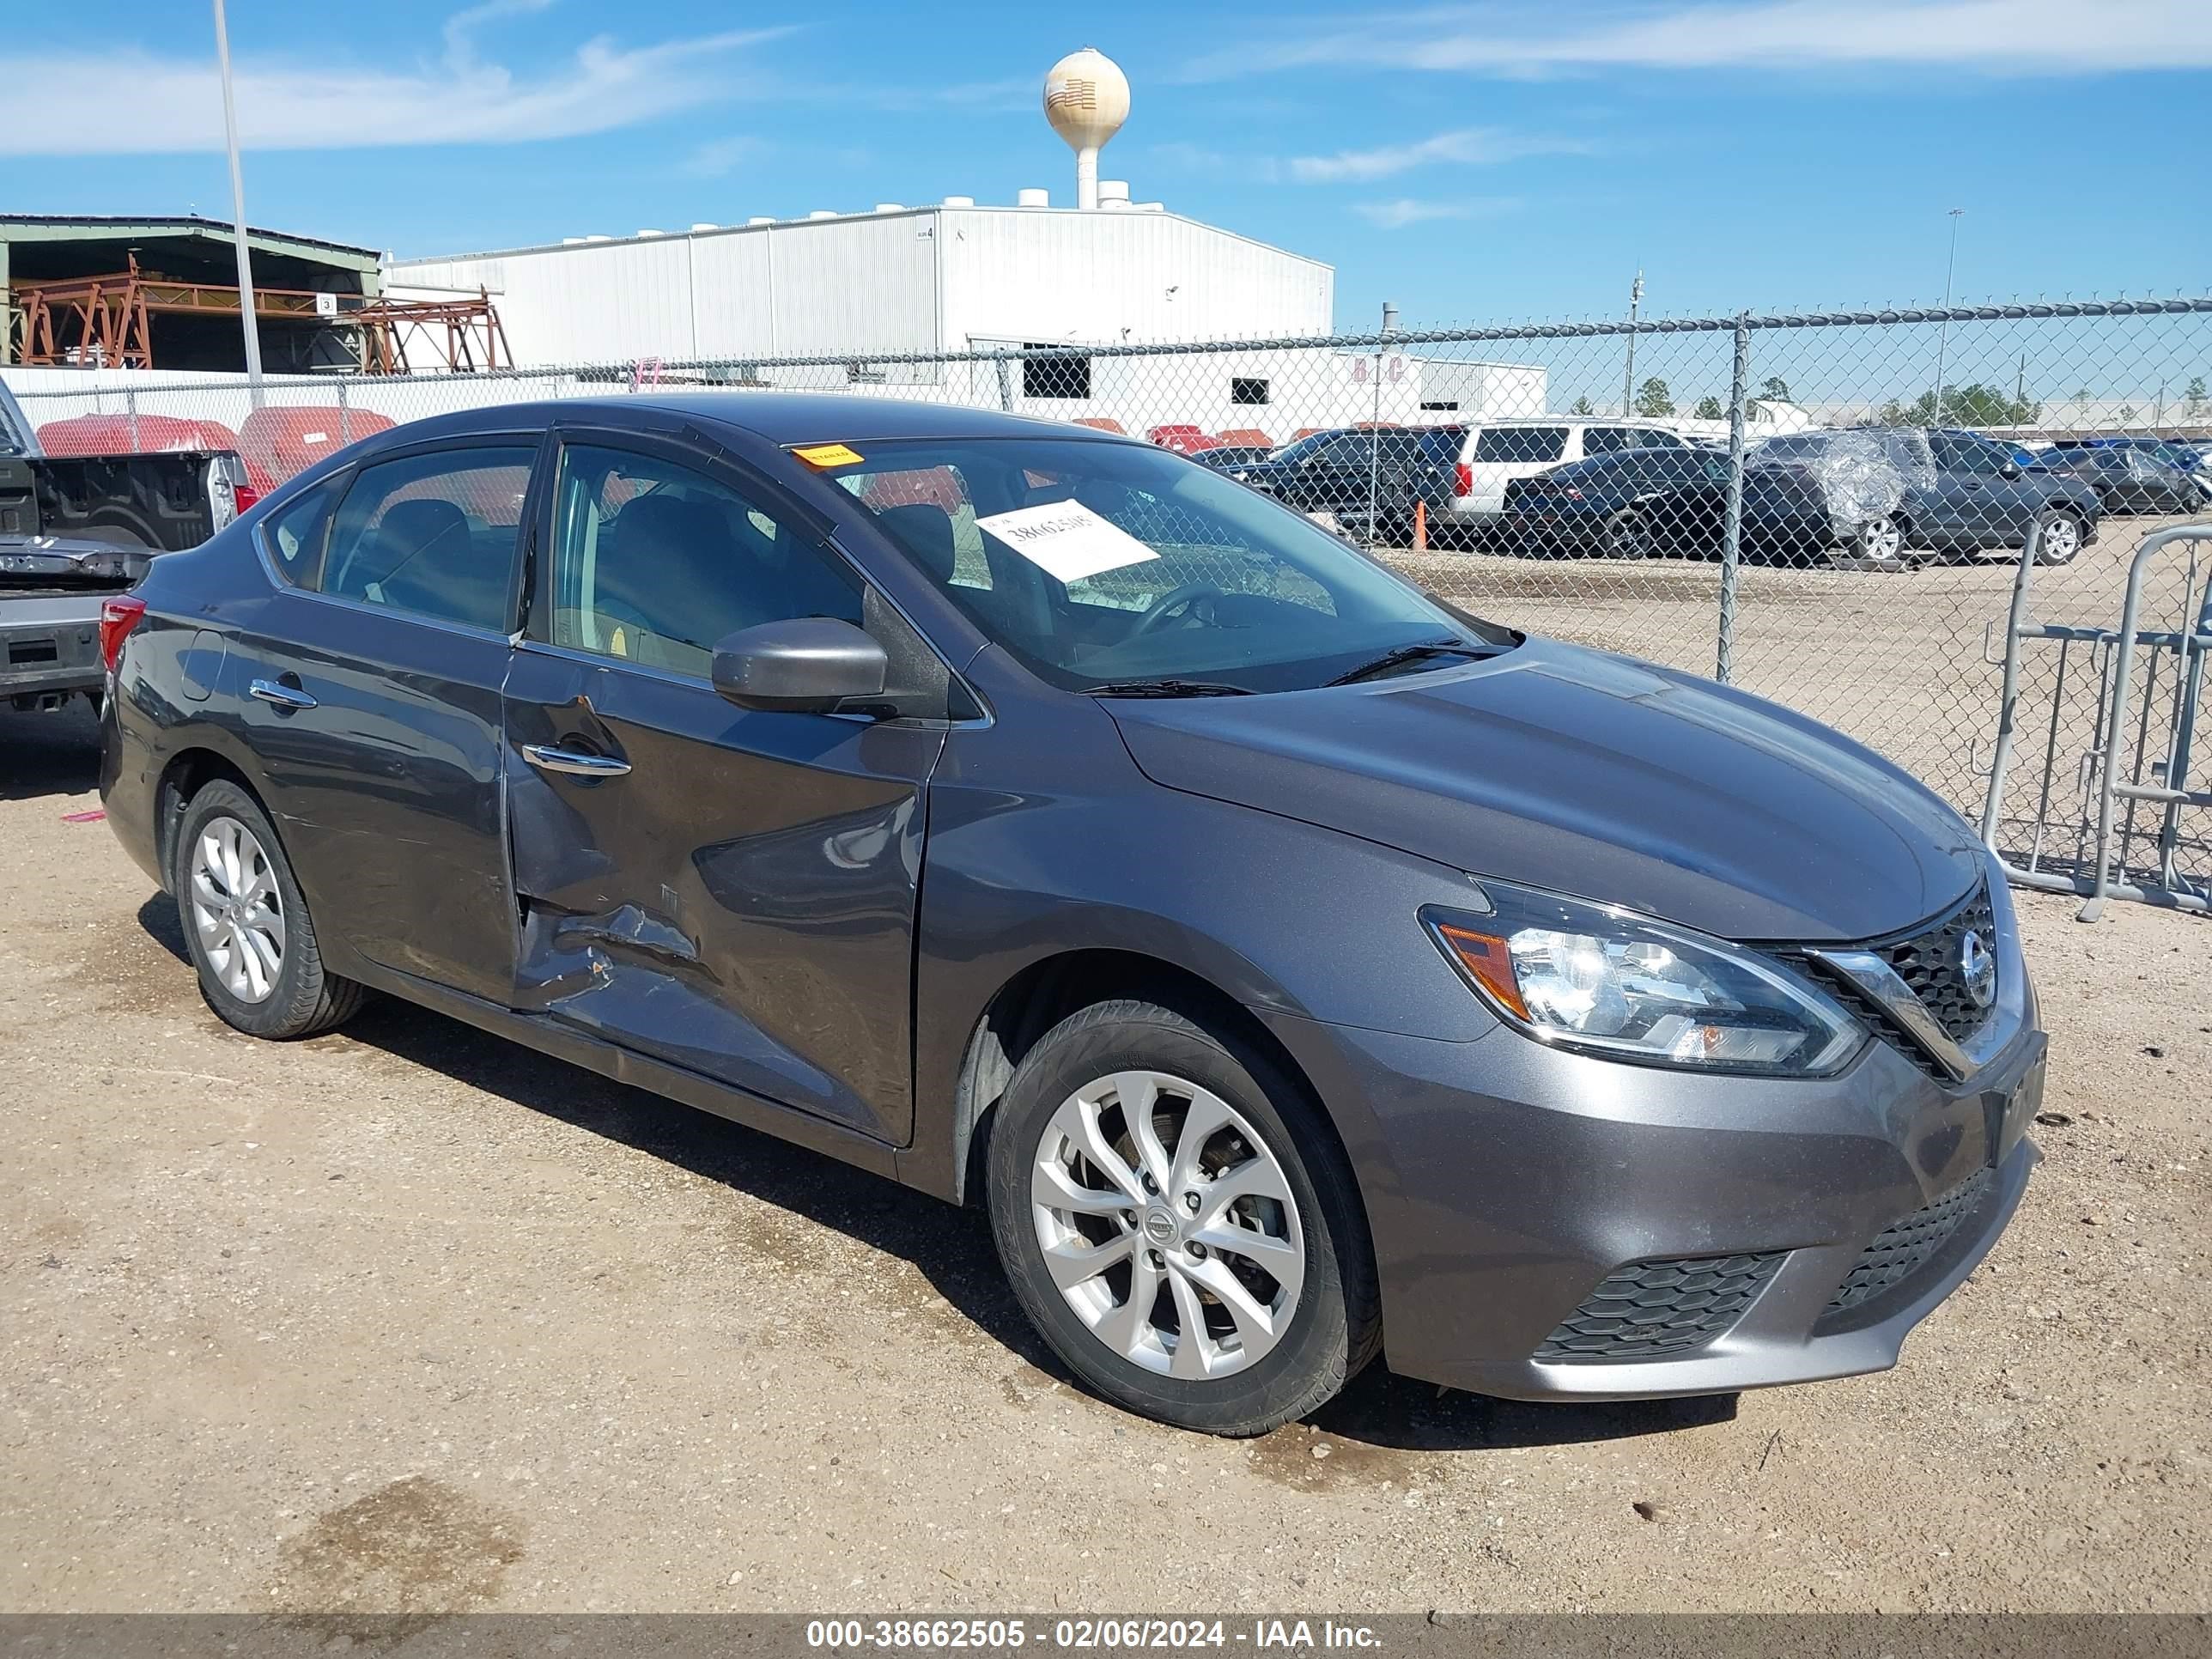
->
[1434,419,1698,525]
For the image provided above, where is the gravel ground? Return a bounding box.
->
[3,667,2209,1619]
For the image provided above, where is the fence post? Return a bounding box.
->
[125,387,141,453]
[994,351,1015,413]
[1717,313,1752,685]
[337,379,350,444]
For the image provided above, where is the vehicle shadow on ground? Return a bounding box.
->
[135,897,1738,1455]
[0,703,101,800]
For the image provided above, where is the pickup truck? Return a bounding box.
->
[1,379,254,715]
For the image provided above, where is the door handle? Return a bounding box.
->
[248,678,317,712]
[522,743,631,778]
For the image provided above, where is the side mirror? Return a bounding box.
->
[710,617,888,714]
[1999,461,2021,480]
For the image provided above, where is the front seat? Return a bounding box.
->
[598,494,737,665]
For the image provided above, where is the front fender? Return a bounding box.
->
[901,696,1505,1199]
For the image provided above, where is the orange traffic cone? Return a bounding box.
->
[1413,500,1428,551]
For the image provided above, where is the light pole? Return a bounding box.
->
[1931,208,1962,425]
[213,0,264,403]
[1621,268,1644,416]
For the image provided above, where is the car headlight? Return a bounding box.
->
[1423,884,1863,1076]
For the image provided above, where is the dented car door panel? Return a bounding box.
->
[502,646,941,1145]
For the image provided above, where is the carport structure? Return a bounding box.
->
[1,215,382,373]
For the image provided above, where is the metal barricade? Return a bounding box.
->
[1981,522,2212,918]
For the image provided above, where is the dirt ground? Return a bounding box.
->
[3,676,2209,1618]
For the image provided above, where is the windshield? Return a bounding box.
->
[1264,431,1337,464]
[830,436,1510,694]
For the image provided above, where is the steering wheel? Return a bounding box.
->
[1127,580,1224,639]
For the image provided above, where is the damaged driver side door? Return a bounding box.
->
[501,428,945,1146]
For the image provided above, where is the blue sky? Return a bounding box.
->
[4,0,2209,331]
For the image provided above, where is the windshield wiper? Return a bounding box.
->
[1088,678,1255,698]
[1325,638,1492,687]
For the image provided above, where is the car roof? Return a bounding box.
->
[363,392,1139,453]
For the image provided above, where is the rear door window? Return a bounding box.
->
[1583,427,1638,456]
[1473,426,1569,464]
[318,446,536,632]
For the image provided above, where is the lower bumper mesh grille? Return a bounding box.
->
[1821,1165,1995,1320]
[1534,1251,1786,1364]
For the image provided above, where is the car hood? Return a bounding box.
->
[1107,639,1983,943]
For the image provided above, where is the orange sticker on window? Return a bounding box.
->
[792,442,864,468]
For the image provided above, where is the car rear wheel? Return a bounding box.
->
[2029,507,2085,567]
[173,780,366,1039]
[1835,514,1911,570]
[986,999,1380,1435]
[1604,509,1653,560]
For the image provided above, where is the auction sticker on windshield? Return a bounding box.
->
[975,500,1162,584]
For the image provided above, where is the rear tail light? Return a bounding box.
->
[233,483,262,514]
[1454,462,1474,497]
[99,596,147,674]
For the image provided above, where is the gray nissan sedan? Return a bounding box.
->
[99,395,2045,1435]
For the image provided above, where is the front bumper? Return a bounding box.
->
[1261,902,2045,1401]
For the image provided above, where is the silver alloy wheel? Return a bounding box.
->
[1857,516,1905,563]
[189,815,286,1005]
[1031,1069,1305,1380]
[2035,513,2082,565]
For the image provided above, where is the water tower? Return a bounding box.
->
[1043,46,1129,210]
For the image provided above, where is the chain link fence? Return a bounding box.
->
[8,296,2210,898]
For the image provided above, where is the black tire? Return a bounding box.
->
[173,780,367,1039]
[986,999,1381,1436]
[1603,509,1652,561]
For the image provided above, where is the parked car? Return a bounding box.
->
[1,380,255,716]
[1429,418,1698,529]
[1188,444,1275,473]
[2038,445,2212,514]
[1668,427,2102,568]
[1500,447,1735,558]
[102,394,2045,1435]
[1230,426,1455,543]
[2049,436,2211,477]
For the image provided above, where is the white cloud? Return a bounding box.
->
[0,12,798,155]
[1352,196,1522,228]
[1193,0,2212,78]
[683,137,769,179]
[1291,127,1585,183]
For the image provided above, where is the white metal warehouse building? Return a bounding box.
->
[386,200,1545,439]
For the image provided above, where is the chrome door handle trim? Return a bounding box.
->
[521,744,631,778]
[248,678,317,711]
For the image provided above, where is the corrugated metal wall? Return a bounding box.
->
[937,209,1331,349]
[390,208,1331,369]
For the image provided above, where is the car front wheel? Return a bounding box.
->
[987,999,1380,1435]
[173,779,367,1039]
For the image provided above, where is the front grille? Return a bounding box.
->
[1787,881,2000,1079]
[1875,883,1997,1043]
[1820,1165,1994,1321]
[1534,1251,1786,1364]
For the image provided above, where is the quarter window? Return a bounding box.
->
[258,473,344,586]
[319,447,534,630]
[1471,426,1569,464]
[547,444,861,677]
